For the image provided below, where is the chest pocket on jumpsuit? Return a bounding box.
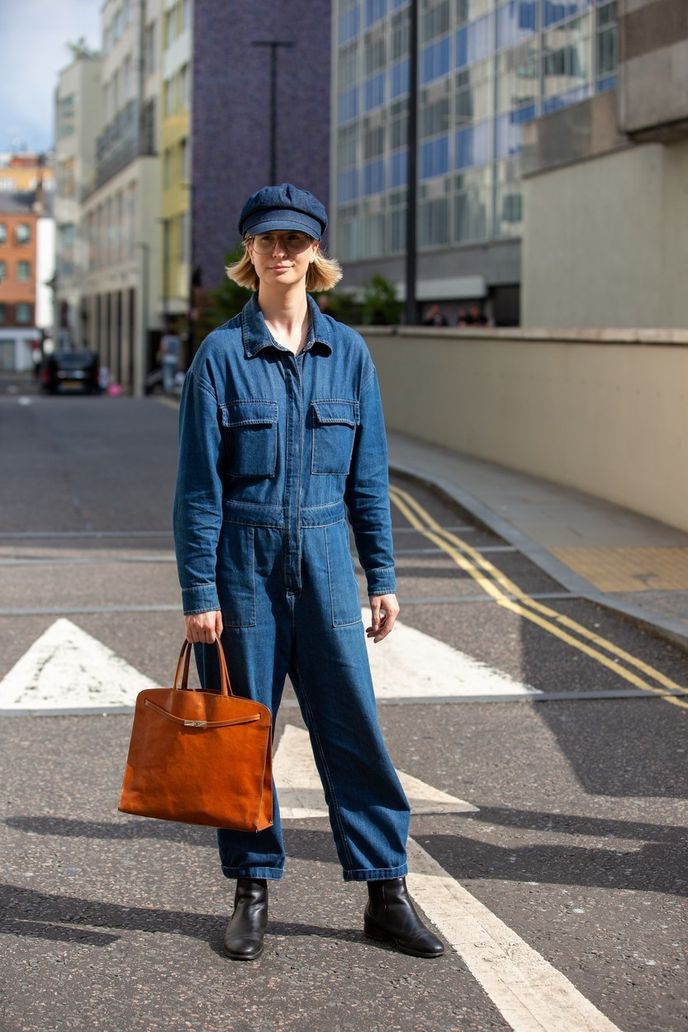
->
[220,399,279,478]
[310,399,360,475]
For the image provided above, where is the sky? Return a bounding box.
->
[0,0,102,154]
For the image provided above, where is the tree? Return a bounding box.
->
[66,37,98,59]
[207,247,252,325]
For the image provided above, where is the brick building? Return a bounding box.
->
[190,0,332,344]
[0,188,54,372]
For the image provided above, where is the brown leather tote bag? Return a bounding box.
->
[118,640,273,831]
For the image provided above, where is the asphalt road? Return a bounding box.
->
[0,376,686,1032]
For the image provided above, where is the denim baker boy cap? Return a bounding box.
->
[238,183,328,240]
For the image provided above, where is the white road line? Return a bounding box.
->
[362,608,540,700]
[274,725,621,1032]
[406,839,621,1032]
[0,618,157,709]
[274,724,477,819]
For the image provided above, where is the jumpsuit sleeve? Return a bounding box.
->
[344,367,397,597]
[172,369,223,615]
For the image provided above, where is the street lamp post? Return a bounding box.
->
[251,40,295,183]
[405,0,419,326]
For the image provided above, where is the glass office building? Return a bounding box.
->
[332,0,618,321]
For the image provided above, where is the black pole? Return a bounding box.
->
[405,0,419,326]
[252,41,294,184]
[270,44,277,183]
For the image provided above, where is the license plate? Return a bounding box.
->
[62,380,84,389]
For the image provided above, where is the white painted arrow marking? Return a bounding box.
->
[361,608,539,699]
[273,724,477,819]
[0,618,158,709]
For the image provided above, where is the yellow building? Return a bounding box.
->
[159,0,191,334]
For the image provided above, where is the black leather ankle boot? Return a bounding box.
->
[223,878,268,961]
[364,877,444,958]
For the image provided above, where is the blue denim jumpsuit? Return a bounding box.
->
[173,292,410,881]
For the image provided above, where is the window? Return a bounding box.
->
[365,33,386,75]
[422,0,450,43]
[339,42,358,91]
[180,137,188,182]
[339,3,360,44]
[338,124,358,168]
[0,260,5,281]
[164,78,174,116]
[16,303,32,324]
[496,1,536,50]
[363,158,385,194]
[0,223,6,243]
[391,10,409,59]
[456,61,490,124]
[390,58,409,97]
[17,261,30,281]
[144,22,156,76]
[421,94,450,137]
[454,168,489,242]
[456,15,492,68]
[456,119,491,168]
[364,122,385,159]
[0,304,5,324]
[421,135,450,178]
[364,72,385,109]
[422,36,450,82]
[180,64,190,108]
[365,0,387,27]
[15,223,31,244]
[419,197,450,246]
[390,101,407,148]
[456,0,491,25]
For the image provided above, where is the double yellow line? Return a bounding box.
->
[389,482,688,711]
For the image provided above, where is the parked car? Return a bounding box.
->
[41,350,100,395]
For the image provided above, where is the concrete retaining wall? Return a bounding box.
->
[364,326,688,532]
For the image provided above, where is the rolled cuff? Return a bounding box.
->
[365,565,397,597]
[181,583,221,615]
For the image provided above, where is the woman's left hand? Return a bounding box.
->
[366,593,399,643]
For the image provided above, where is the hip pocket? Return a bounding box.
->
[310,399,359,475]
[324,520,362,627]
[220,400,278,478]
[216,522,256,627]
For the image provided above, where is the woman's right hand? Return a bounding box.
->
[184,610,224,644]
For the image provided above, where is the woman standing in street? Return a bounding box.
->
[173,183,443,962]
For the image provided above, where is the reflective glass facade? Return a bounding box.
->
[334,0,617,261]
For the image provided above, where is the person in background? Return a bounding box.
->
[464,302,488,327]
[159,323,182,392]
[421,303,448,326]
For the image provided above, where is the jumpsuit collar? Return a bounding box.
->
[241,292,334,359]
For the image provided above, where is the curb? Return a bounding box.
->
[390,460,688,655]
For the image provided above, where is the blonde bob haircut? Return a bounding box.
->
[226,235,343,293]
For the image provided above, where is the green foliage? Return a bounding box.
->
[360,274,403,325]
[208,247,253,325]
[317,273,402,327]
[66,37,98,59]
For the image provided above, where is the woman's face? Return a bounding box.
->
[247,231,318,288]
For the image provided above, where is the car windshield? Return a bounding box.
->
[56,352,93,368]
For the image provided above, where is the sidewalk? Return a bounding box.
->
[388,430,688,650]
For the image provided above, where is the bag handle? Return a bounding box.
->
[172,640,234,697]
